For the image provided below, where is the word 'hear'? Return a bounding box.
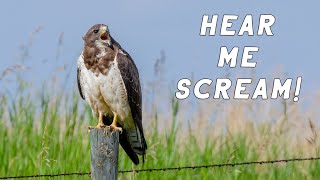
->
[200,14,275,36]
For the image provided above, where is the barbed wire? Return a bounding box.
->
[0,172,90,179]
[119,157,320,173]
[1,157,319,179]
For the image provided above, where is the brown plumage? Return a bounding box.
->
[77,24,147,165]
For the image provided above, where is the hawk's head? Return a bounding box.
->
[83,24,111,47]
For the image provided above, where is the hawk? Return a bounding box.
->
[77,24,147,165]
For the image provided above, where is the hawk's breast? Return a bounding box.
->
[97,59,132,122]
[78,53,134,128]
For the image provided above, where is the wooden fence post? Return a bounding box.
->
[90,128,120,180]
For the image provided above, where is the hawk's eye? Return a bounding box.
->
[93,29,99,33]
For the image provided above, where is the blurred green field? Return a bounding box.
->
[0,38,320,179]
[1,81,320,180]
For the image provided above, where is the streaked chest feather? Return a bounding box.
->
[82,42,115,76]
[78,55,132,121]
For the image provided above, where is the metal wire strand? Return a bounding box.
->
[0,157,319,179]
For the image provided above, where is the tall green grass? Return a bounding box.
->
[0,84,320,179]
[1,35,320,179]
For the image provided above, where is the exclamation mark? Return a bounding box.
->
[293,76,302,102]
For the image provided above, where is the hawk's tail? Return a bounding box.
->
[119,130,140,165]
[128,127,147,163]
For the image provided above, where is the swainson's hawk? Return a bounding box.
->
[77,24,147,164]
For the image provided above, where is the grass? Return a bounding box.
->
[0,30,320,179]
[0,82,320,180]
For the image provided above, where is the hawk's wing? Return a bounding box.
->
[77,60,85,100]
[116,49,147,161]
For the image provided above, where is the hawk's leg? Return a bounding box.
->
[89,112,106,129]
[96,112,106,128]
[110,113,123,133]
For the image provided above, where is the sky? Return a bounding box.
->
[0,0,319,99]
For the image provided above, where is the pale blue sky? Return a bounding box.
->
[0,0,319,95]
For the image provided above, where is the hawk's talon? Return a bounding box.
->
[110,125,123,133]
[99,125,107,128]
[88,123,106,129]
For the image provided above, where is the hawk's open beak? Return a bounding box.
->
[99,26,111,46]
[100,32,109,40]
[100,26,109,40]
